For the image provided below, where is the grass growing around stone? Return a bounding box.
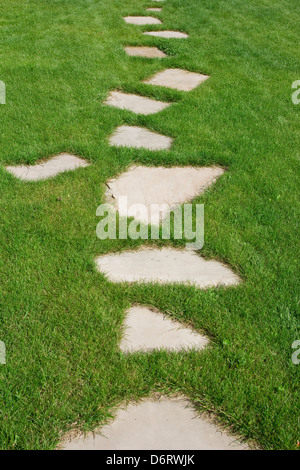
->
[0,0,299,450]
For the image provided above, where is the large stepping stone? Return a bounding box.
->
[124,16,162,25]
[61,397,248,450]
[144,31,188,39]
[120,305,209,352]
[105,165,224,224]
[124,46,167,58]
[109,125,173,151]
[104,91,171,115]
[144,68,210,91]
[5,153,90,182]
[95,247,241,288]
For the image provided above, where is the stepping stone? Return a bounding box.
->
[124,16,162,25]
[124,46,167,58]
[105,165,224,225]
[144,31,188,39]
[61,397,248,450]
[5,153,90,182]
[147,8,162,12]
[95,247,241,288]
[104,91,171,115]
[109,125,173,151]
[120,305,209,352]
[144,68,210,91]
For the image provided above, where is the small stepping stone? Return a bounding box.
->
[105,165,224,224]
[104,91,171,115]
[95,247,241,288]
[144,31,188,39]
[5,153,90,182]
[120,305,209,352]
[144,68,210,91]
[124,46,167,58]
[147,8,162,12]
[61,397,248,450]
[124,16,162,25]
[109,125,173,151]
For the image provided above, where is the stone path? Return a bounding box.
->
[120,305,209,352]
[105,165,224,224]
[62,397,247,450]
[3,0,249,450]
[95,247,240,288]
[124,46,166,58]
[5,153,90,182]
[104,91,171,115]
[109,125,173,150]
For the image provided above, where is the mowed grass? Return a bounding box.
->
[0,0,299,450]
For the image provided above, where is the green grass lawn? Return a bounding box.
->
[0,0,299,450]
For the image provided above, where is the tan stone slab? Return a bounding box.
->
[5,153,90,182]
[143,31,188,39]
[147,8,162,12]
[95,247,241,288]
[120,305,209,352]
[124,16,162,25]
[105,165,224,225]
[104,91,171,115]
[144,68,210,91]
[109,125,173,151]
[124,46,167,58]
[61,397,248,450]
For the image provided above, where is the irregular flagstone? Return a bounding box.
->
[109,125,173,151]
[147,8,162,12]
[95,247,241,288]
[105,165,224,225]
[143,31,188,39]
[61,397,248,450]
[120,305,209,352]
[5,153,90,182]
[104,91,171,115]
[144,68,210,91]
[124,46,167,58]
[124,16,162,25]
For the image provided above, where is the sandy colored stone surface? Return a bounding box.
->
[61,397,248,450]
[124,46,167,58]
[120,305,209,352]
[144,68,210,91]
[104,91,170,115]
[147,8,162,12]
[124,16,162,25]
[144,30,188,39]
[105,165,224,225]
[95,247,241,288]
[5,153,90,182]
[109,125,173,151]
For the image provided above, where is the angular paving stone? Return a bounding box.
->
[109,125,173,151]
[147,8,162,12]
[120,305,209,352]
[61,397,248,450]
[95,247,241,288]
[144,30,188,39]
[144,68,210,91]
[105,165,224,224]
[5,153,90,182]
[104,91,171,115]
[124,46,167,58]
[124,16,162,25]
